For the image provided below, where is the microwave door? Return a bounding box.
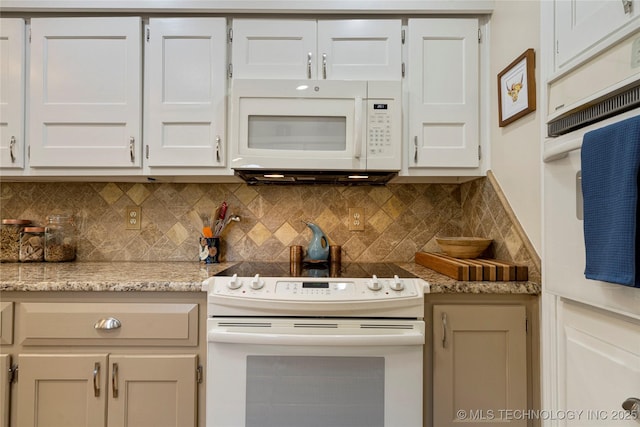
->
[232,97,367,170]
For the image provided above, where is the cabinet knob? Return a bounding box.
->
[94,317,122,330]
[622,397,640,415]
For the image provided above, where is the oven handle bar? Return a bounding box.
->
[543,136,581,163]
[208,330,425,346]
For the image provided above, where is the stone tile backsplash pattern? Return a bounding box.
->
[0,178,540,283]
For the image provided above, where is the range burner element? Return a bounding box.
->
[214,261,417,279]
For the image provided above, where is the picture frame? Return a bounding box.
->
[497,48,536,127]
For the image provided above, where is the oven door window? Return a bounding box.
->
[246,355,384,427]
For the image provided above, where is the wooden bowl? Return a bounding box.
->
[436,237,492,259]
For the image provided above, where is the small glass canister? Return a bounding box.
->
[45,214,77,262]
[20,226,45,262]
[1,219,32,262]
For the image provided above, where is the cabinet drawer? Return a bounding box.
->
[18,303,198,347]
[0,302,13,346]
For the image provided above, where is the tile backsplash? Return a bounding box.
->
[0,176,540,283]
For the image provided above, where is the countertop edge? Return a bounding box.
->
[0,261,541,295]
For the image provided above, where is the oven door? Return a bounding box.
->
[206,317,424,427]
[229,79,368,170]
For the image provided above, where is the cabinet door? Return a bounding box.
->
[29,17,142,168]
[317,20,401,80]
[557,300,640,426]
[407,18,479,169]
[0,18,25,169]
[433,305,527,427]
[146,18,227,168]
[107,354,197,427]
[0,354,10,427]
[16,354,108,427]
[555,0,639,69]
[232,19,316,79]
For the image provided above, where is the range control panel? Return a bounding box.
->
[207,274,427,302]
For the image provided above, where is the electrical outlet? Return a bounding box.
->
[632,37,640,69]
[126,206,141,230]
[349,208,365,231]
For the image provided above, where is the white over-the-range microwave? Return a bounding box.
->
[229,79,401,184]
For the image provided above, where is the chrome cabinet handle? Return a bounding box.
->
[112,363,119,398]
[322,53,327,79]
[441,312,448,348]
[129,137,135,162]
[414,136,418,163]
[216,136,221,162]
[93,362,100,397]
[622,397,640,414]
[94,317,122,330]
[307,52,312,79]
[622,0,633,14]
[9,136,16,163]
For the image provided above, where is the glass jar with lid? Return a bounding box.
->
[1,219,32,262]
[45,214,77,262]
[20,226,46,262]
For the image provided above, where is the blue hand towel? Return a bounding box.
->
[581,114,640,288]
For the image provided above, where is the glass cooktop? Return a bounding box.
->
[214,262,416,279]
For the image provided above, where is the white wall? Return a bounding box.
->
[489,0,542,254]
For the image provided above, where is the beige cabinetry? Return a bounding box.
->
[424,294,539,427]
[16,353,197,427]
[0,354,11,427]
[1,292,206,427]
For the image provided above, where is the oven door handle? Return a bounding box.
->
[208,330,424,346]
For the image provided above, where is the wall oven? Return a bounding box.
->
[204,262,428,427]
[229,79,401,179]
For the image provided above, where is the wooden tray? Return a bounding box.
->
[415,252,528,281]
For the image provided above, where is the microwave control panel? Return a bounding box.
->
[368,101,393,157]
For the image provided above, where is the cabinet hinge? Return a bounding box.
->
[8,364,18,384]
[478,145,482,160]
[478,28,482,43]
[401,29,405,45]
[27,145,30,159]
[197,365,203,384]
[28,27,31,43]
[526,317,529,333]
[228,63,233,79]
[401,62,405,78]
[145,144,149,159]
[146,27,150,42]
[556,40,559,55]
[228,27,233,43]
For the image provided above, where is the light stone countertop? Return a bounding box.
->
[0,261,540,294]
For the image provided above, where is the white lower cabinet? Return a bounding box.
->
[16,353,197,427]
[554,299,640,426]
[428,298,535,427]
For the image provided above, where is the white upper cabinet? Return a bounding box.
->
[0,19,26,170]
[407,18,480,169]
[145,18,227,170]
[555,0,640,70]
[29,17,142,168]
[231,19,402,80]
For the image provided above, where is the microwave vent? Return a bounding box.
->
[548,82,640,137]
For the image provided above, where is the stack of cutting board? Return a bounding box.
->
[415,251,529,281]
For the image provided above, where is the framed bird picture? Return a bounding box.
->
[498,48,536,127]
